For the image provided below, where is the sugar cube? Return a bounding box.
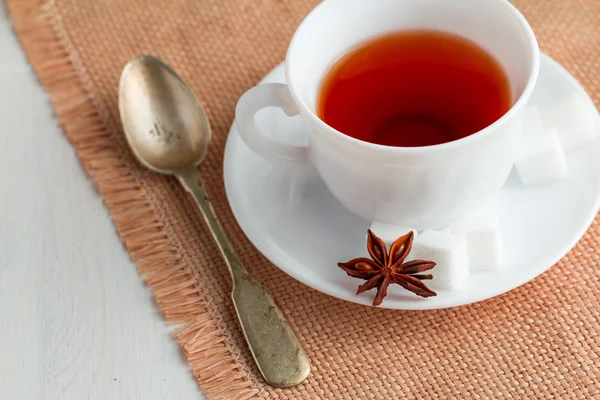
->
[514,128,568,185]
[410,230,469,290]
[369,221,417,247]
[452,215,503,270]
[518,106,553,156]
[540,92,598,151]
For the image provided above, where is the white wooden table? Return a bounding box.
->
[0,7,203,400]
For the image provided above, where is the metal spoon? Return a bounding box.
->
[118,55,310,388]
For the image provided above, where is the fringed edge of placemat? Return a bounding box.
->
[8,1,263,398]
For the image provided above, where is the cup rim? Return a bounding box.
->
[285,0,540,154]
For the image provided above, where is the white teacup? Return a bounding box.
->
[235,0,539,230]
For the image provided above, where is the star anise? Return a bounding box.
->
[338,230,437,306]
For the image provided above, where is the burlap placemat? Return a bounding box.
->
[8,0,599,398]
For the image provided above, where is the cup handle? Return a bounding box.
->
[235,83,309,163]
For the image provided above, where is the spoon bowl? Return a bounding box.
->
[118,55,210,174]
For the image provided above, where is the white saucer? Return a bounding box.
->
[223,53,600,309]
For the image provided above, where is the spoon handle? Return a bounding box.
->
[176,167,310,388]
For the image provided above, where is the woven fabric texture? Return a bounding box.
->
[8,0,600,398]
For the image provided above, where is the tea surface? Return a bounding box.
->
[317,30,512,147]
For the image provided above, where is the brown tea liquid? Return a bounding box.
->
[317,30,511,147]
